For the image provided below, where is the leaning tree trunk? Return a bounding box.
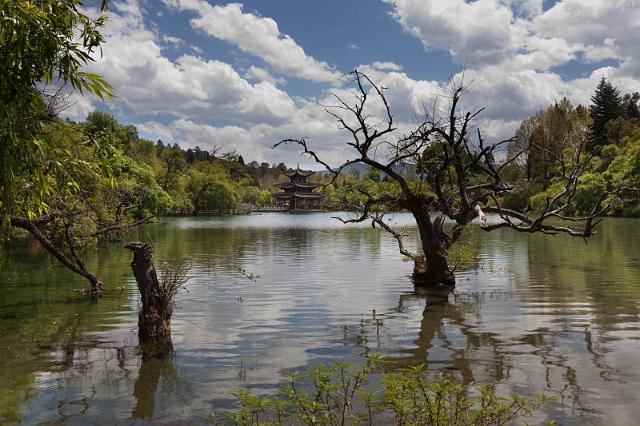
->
[9,216,104,298]
[124,242,173,351]
[411,206,456,288]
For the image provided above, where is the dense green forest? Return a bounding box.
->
[73,111,288,214]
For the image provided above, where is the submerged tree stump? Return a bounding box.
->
[412,256,456,289]
[124,242,173,349]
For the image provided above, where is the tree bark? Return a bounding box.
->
[410,205,455,288]
[124,242,173,347]
[10,216,104,297]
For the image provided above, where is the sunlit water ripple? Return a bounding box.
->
[1,212,639,424]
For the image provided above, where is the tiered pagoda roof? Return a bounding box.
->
[275,181,321,190]
[284,169,314,177]
[274,167,324,210]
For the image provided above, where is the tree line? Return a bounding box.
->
[3,75,639,293]
[81,111,291,214]
[505,77,640,218]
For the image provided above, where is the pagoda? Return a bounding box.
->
[274,168,324,211]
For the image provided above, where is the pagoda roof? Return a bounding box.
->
[275,192,324,199]
[275,182,321,189]
[284,168,315,177]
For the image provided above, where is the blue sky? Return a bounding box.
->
[70,0,640,167]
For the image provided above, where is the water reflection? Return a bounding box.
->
[131,351,175,420]
[1,214,640,424]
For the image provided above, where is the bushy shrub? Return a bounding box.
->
[502,190,529,211]
[206,356,550,425]
[528,181,565,214]
[573,173,608,216]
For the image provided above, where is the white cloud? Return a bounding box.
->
[164,0,341,83]
[244,66,286,86]
[83,0,640,167]
[383,0,640,139]
[137,112,349,167]
[371,61,403,71]
[505,0,543,17]
[87,0,298,126]
[161,34,184,48]
[531,0,640,77]
[60,91,95,122]
[386,0,640,75]
[354,65,442,122]
[387,0,526,67]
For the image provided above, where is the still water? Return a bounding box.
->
[1,213,640,425]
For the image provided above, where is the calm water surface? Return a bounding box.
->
[1,213,640,425]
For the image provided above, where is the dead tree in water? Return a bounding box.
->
[125,242,189,353]
[276,70,614,288]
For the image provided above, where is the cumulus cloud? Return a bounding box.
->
[137,110,351,168]
[244,66,287,86]
[86,0,298,126]
[60,91,96,122]
[387,0,526,67]
[163,0,341,83]
[386,0,640,74]
[353,65,441,121]
[505,0,543,17]
[86,0,640,166]
[383,0,640,137]
[371,61,403,71]
[531,0,640,77]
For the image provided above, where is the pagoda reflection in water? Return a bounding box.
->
[274,168,324,211]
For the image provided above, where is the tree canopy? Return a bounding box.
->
[0,0,113,219]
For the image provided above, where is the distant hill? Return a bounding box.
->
[317,161,417,178]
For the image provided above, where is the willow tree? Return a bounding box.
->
[0,1,141,297]
[8,126,170,297]
[277,71,613,287]
[1,0,113,218]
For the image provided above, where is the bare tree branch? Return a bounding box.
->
[274,69,613,286]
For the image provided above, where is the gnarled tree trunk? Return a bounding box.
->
[9,215,104,297]
[124,242,172,349]
[410,206,455,288]
[277,70,610,293]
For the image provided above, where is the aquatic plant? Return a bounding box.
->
[208,355,551,425]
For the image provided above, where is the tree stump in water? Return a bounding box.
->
[124,242,173,349]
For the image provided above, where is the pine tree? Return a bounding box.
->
[622,92,640,119]
[588,77,622,151]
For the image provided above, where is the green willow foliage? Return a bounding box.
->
[207,356,550,426]
[0,0,112,219]
[30,122,170,246]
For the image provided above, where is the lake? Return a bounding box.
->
[1,213,640,425]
